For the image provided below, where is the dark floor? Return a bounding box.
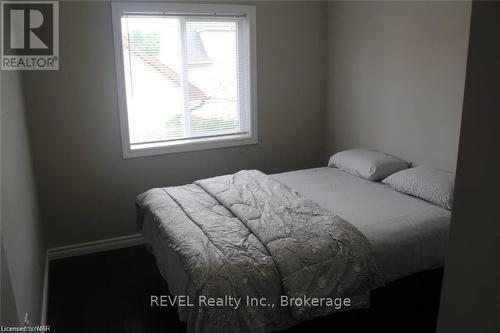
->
[48,245,443,333]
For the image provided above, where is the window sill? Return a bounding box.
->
[123,134,257,158]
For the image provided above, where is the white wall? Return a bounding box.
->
[22,1,327,248]
[325,1,471,172]
[1,71,46,325]
[9,1,472,251]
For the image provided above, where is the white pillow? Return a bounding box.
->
[328,149,408,181]
[382,166,455,210]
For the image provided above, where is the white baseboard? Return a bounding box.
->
[41,233,145,323]
[47,233,145,261]
[40,252,49,325]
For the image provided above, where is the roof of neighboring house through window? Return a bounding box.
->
[123,37,208,106]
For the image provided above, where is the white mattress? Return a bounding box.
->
[142,167,450,320]
[272,167,450,282]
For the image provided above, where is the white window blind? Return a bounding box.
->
[113,5,256,156]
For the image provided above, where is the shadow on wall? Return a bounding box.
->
[437,2,500,333]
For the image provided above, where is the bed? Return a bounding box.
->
[138,167,450,332]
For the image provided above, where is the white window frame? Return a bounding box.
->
[111,2,257,158]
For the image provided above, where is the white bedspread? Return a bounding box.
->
[272,167,450,282]
[142,167,450,322]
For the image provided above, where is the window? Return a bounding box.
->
[112,3,257,157]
